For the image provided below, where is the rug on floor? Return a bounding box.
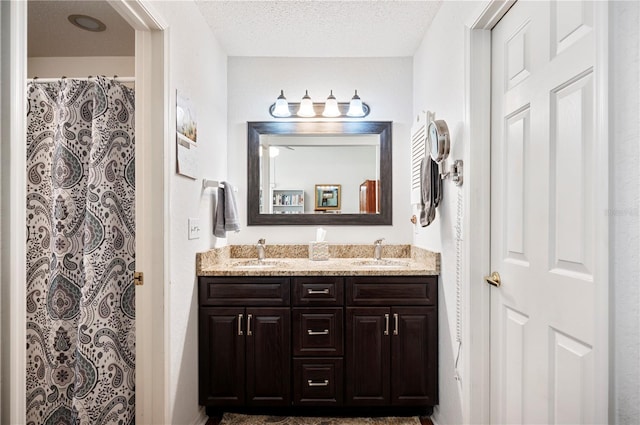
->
[219,412,422,425]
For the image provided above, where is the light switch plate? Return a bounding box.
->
[188,218,201,240]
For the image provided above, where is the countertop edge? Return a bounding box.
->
[196,245,440,277]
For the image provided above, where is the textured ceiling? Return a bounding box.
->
[28,0,134,57]
[28,0,441,58]
[195,0,442,57]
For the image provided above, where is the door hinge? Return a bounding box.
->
[134,271,144,286]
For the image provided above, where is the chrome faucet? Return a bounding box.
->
[373,238,384,261]
[256,238,266,261]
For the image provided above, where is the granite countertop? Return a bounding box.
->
[196,244,440,277]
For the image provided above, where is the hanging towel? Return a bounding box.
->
[213,181,240,238]
[419,157,442,227]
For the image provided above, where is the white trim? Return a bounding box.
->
[593,2,610,424]
[107,0,166,31]
[462,26,492,425]
[467,0,516,30]
[111,1,170,423]
[190,407,209,425]
[463,2,514,424]
[1,1,27,424]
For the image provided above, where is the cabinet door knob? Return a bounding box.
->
[307,288,330,295]
[384,313,390,336]
[238,313,244,336]
[247,314,253,336]
[307,379,329,387]
[307,329,329,336]
[393,313,399,336]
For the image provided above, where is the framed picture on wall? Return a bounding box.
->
[314,184,341,211]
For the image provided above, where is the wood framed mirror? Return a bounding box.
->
[247,121,392,225]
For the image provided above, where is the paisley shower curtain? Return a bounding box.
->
[25,77,136,425]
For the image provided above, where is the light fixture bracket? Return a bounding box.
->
[269,102,370,119]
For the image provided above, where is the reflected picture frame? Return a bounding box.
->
[314,184,341,211]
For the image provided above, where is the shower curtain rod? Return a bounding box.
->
[26,76,135,84]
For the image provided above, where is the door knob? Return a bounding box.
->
[484,271,501,287]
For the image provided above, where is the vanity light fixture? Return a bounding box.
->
[297,90,316,117]
[271,90,291,117]
[322,90,341,117]
[269,89,370,119]
[347,90,365,117]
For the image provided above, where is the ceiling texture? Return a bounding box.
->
[28,0,441,58]
[195,0,442,57]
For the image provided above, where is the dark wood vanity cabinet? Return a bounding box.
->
[346,306,437,406]
[345,277,438,406]
[199,277,291,407]
[198,274,437,412]
[292,276,344,406]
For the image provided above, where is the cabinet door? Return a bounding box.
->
[346,307,390,405]
[199,307,245,406]
[391,307,438,406]
[246,307,291,406]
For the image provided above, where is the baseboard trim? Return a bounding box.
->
[192,407,210,425]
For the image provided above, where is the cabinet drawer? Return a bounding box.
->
[293,277,344,306]
[199,277,290,306]
[346,276,437,306]
[293,358,343,406]
[293,308,343,356]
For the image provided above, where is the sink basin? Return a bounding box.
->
[231,260,285,269]
[351,259,409,269]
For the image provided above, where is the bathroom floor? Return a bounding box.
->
[206,413,434,425]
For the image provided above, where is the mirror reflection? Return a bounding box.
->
[247,121,392,226]
[260,134,380,215]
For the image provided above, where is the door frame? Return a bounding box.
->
[1,2,28,423]
[464,1,610,424]
[0,1,171,423]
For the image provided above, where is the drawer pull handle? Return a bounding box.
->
[247,314,253,336]
[307,329,329,336]
[307,379,329,387]
[307,288,330,295]
[393,313,399,336]
[384,313,390,336]
[238,313,244,336]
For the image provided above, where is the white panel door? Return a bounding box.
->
[490,1,602,424]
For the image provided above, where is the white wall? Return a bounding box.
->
[150,1,228,424]
[227,57,413,244]
[273,145,377,213]
[27,56,134,79]
[412,2,473,423]
[610,1,640,423]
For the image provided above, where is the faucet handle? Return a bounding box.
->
[374,238,385,245]
[257,238,266,245]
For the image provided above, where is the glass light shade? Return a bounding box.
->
[322,90,341,117]
[297,90,316,117]
[347,90,365,117]
[272,90,291,117]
